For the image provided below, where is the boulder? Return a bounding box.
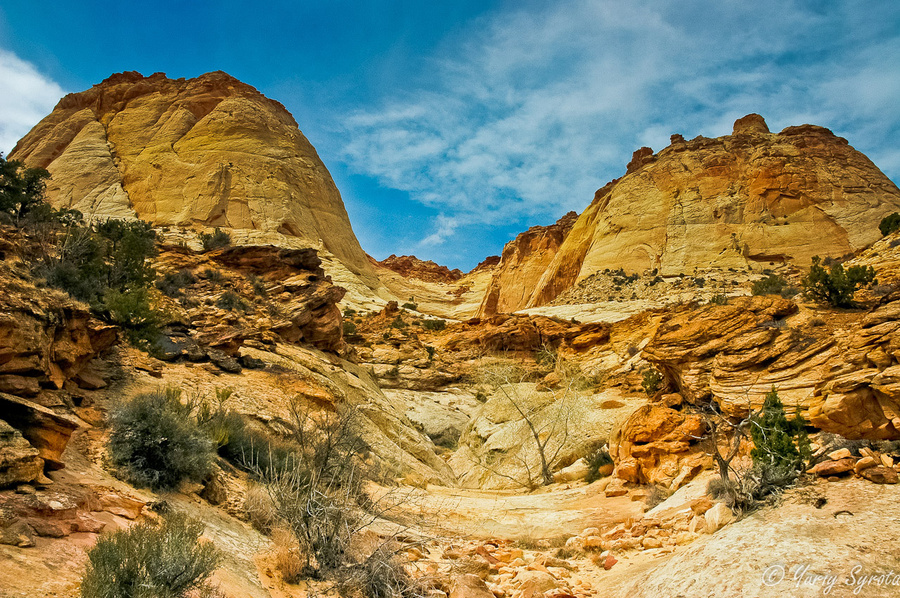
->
[0,419,43,488]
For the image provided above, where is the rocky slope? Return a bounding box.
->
[521,114,900,308]
[8,71,378,288]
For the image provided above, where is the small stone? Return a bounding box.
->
[827,448,853,461]
[603,554,617,570]
[854,456,878,474]
[704,503,734,533]
[860,466,899,484]
[641,537,663,549]
[881,454,894,468]
[580,527,600,538]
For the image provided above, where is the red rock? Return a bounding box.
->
[860,466,899,484]
[809,458,855,477]
[603,554,618,570]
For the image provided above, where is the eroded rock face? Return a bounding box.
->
[0,245,118,396]
[526,115,900,306]
[642,295,900,440]
[9,71,373,277]
[610,404,709,490]
[0,419,43,488]
[375,255,463,284]
[477,212,578,317]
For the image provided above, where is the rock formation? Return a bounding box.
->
[9,71,374,280]
[642,295,900,440]
[477,212,578,317]
[523,115,900,307]
[374,254,463,284]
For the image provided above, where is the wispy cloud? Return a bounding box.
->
[340,0,900,248]
[0,49,65,155]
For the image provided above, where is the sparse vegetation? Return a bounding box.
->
[80,511,220,598]
[704,388,811,513]
[108,389,214,491]
[217,290,249,312]
[641,367,663,396]
[421,318,446,331]
[802,255,875,308]
[401,302,417,311]
[584,445,613,483]
[199,227,232,251]
[879,212,900,236]
[156,269,197,297]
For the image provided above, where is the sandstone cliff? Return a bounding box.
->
[9,71,375,282]
[477,212,578,317]
[525,114,900,307]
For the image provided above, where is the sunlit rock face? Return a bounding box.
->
[10,70,373,277]
[525,114,900,307]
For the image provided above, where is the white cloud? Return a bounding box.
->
[0,49,65,155]
[340,0,900,247]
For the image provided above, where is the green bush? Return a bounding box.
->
[585,446,613,483]
[400,302,417,311]
[0,154,50,225]
[343,321,358,336]
[201,268,225,284]
[879,212,900,236]
[199,227,232,251]
[156,269,196,297]
[201,409,297,475]
[80,511,220,598]
[108,390,215,490]
[750,388,811,472]
[421,319,446,331]
[104,286,160,348]
[217,290,248,312]
[802,256,875,307]
[641,367,663,396]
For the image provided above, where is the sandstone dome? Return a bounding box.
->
[9,70,372,277]
[522,114,900,308]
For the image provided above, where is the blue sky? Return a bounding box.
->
[1,1,899,270]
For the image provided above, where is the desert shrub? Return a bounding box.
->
[259,403,368,576]
[199,407,296,475]
[708,292,728,305]
[802,256,875,307]
[390,316,407,329]
[104,286,160,348]
[249,274,268,296]
[641,367,663,396]
[272,527,304,584]
[879,212,900,236]
[156,269,196,297]
[425,345,435,361]
[400,302,417,311]
[337,546,421,598]
[693,277,705,287]
[201,268,225,284]
[80,511,220,598]
[535,344,558,368]
[217,290,248,312]
[750,388,811,472]
[0,154,50,225]
[199,227,231,251]
[108,389,215,491]
[421,319,446,331]
[752,274,787,296]
[343,321,358,335]
[245,484,279,534]
[584,446,613,483]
